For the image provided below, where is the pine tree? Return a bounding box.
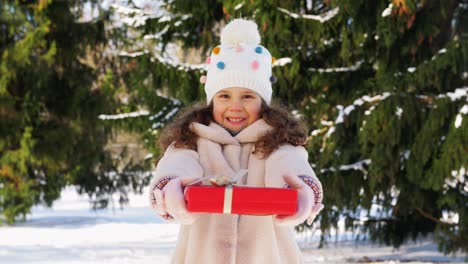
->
[119,0,467,253]
[0,0,151,224]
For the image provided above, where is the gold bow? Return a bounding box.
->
[187,170,247,214]
[188,169,247,187]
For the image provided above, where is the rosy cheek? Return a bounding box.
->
[213,109,224,123]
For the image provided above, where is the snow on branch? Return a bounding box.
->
[454,104,467,128]
[335,92,392,124]
[143,27,169,40]
[151,106,180,129]
[310,120,333,137]
[120,50,291,72]
[119,51,148,57]
[273,57,292,67]
[320,159,371,174]
[309,60,364,73]
[278,7,340,23]
[144,153,153,160]
[118,49,206,72]
[441,211,460,225]
[98,110,149,120]
[234,3,244,10]
[381,3,393,17]
[111,3,162,27]
[314,92,391,139]
[111,4,153,27]
[158,14,191,23]
[446,167,466,190]
[111,4,145,15]
[155,91,182,106]
[312,88,465,137]
[440,87,468,101]
[152,52,206,71]
[416,87,467,105]
[407,46,453,74]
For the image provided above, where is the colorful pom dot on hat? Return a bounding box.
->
[252,60,260,71]
[217,61,225,69]
[200,75,207,84]
[202,18,274,104]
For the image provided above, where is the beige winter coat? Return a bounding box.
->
[150,119,322,264]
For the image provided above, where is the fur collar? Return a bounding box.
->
[190,119,273,145]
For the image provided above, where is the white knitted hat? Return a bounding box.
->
[200,19,276,104]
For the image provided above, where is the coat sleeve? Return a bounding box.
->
[264,144,324,223]
[148,144,203,221]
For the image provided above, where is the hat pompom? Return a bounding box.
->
[221,19,261,45]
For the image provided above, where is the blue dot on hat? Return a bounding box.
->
[255,46,263,54]
[217,61,225,69]
[270,76,277,83]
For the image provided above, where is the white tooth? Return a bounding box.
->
[228,117,243,122]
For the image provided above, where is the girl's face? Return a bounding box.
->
[212,87,262,132]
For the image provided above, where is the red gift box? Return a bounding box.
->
[184,185,297,215]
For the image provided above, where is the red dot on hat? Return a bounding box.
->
[206,56,211,64]
[252,60,260,71]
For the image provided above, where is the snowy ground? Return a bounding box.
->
[0,187,465,264]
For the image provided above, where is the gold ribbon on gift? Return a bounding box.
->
[223,185,233,214]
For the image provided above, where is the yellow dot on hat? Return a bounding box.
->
[212,46,220,55]
[271,57,276,64]
[200,75,207,83]
[217,61,225,69]
[206,56,211,64]
[252,60,260,71]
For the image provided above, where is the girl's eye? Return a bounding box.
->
[243,95,254,99]
[218,94,230,98]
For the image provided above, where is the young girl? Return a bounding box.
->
[149,19,323,264]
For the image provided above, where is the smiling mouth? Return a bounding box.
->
[226,117,246,123]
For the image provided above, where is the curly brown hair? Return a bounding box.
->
[158,100,308,159]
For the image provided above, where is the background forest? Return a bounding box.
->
[1,0,467,255]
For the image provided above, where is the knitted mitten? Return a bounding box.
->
[275,174,323,226]
[150,176,200,224]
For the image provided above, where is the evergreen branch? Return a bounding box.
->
[98,110,150,120]
[119,49,205,72]
[416,87,468,104]
[310,127,328,137]
[319,159,371,174]
[273,58,292,67]
[152,52,205,72]
[415,207,458,226]
[119,50,148,57]
[277,7,340,23]
[344,213,394,223]
[308,60,364,73]
[111,3,145,15]
[334,92,392,125]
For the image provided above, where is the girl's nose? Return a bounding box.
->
[229,100,243,111]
